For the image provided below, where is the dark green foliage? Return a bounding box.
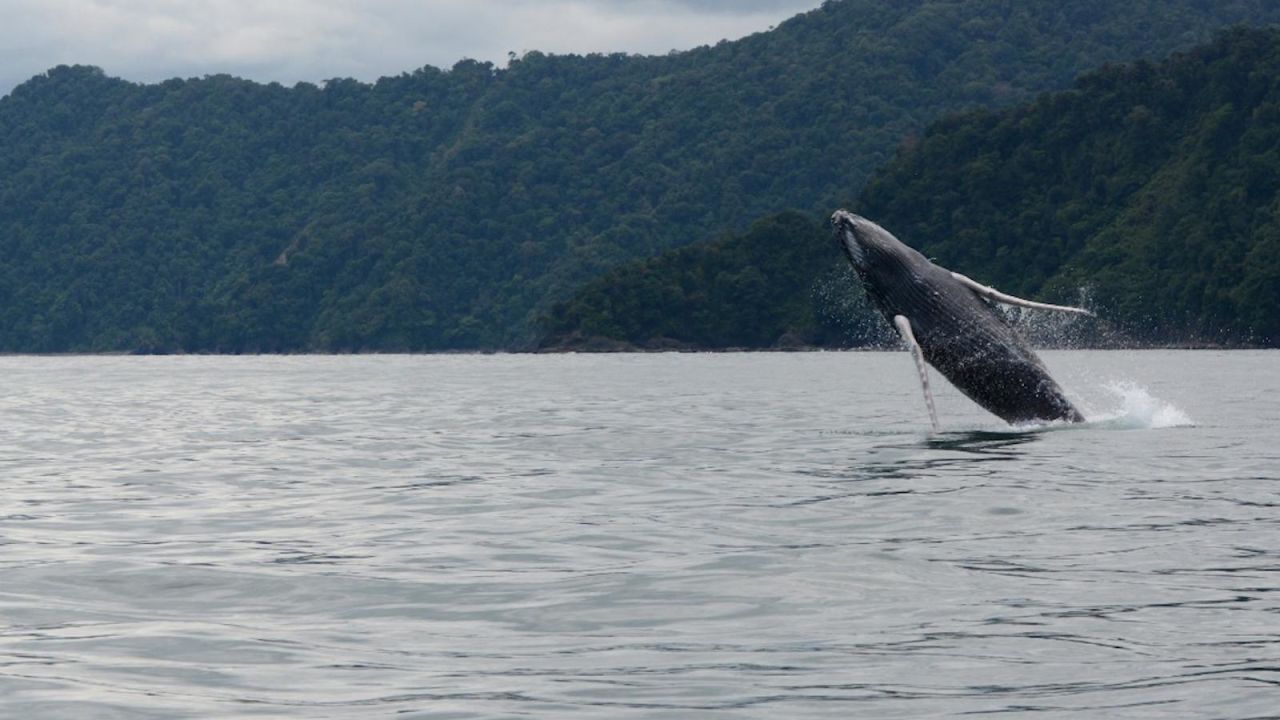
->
[861,27,1280,345]
[546,28,1280,349]
[537,212,891,349]
[3,1,1280,351]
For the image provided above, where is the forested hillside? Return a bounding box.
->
[4,1,1280,351]
[537,212,889,350]
[862,26,1280,345]
[542,28,1280,349]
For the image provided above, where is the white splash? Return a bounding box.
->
[1087,381,1194,429]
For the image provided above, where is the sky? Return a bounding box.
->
[0,0,821,96]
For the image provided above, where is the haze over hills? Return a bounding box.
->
[4,0,1280,352]
[542,28,1280,349]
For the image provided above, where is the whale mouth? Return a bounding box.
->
[830,209,864,230]
[831,210,867,268]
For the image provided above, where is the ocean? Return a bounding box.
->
[1,351,1275,719]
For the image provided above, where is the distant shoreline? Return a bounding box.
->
[2,344,1271,358]
[531,336,1270,353]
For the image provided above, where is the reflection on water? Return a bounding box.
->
[0,352,1276,719]
[804,431,1040,492]
[924,428,1042,453]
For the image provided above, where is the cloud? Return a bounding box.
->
[0,0,819,95]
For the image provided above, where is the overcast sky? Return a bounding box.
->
[0,0,821,96]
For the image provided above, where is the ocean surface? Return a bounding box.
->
[0,351,1276,719]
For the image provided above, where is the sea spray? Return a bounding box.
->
[1087,380,1194,429]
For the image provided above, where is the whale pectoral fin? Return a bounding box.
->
[893,314,940,431]
[950,272,1094,316]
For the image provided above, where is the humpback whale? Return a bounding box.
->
[831,211,1088,428]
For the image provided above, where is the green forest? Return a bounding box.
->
[538,212,879,351]
[3,0,1280,352]
[543,27,1280,349]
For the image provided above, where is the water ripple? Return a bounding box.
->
[0,352,1276,718]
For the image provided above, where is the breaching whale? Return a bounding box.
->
[831,210,1089,428]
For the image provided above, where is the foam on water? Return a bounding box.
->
[1085,380,1194,429]
[978,380,1194,435]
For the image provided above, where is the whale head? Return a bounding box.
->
[831,210,905,275]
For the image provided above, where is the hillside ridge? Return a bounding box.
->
[3,1,1279,351]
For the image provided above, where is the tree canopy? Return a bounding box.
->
[543,28,1280,349]
[537,212,891,350]
[861,27,1280,345]
[3,1,1279,351]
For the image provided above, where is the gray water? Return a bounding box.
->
[0,351,1276,719]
